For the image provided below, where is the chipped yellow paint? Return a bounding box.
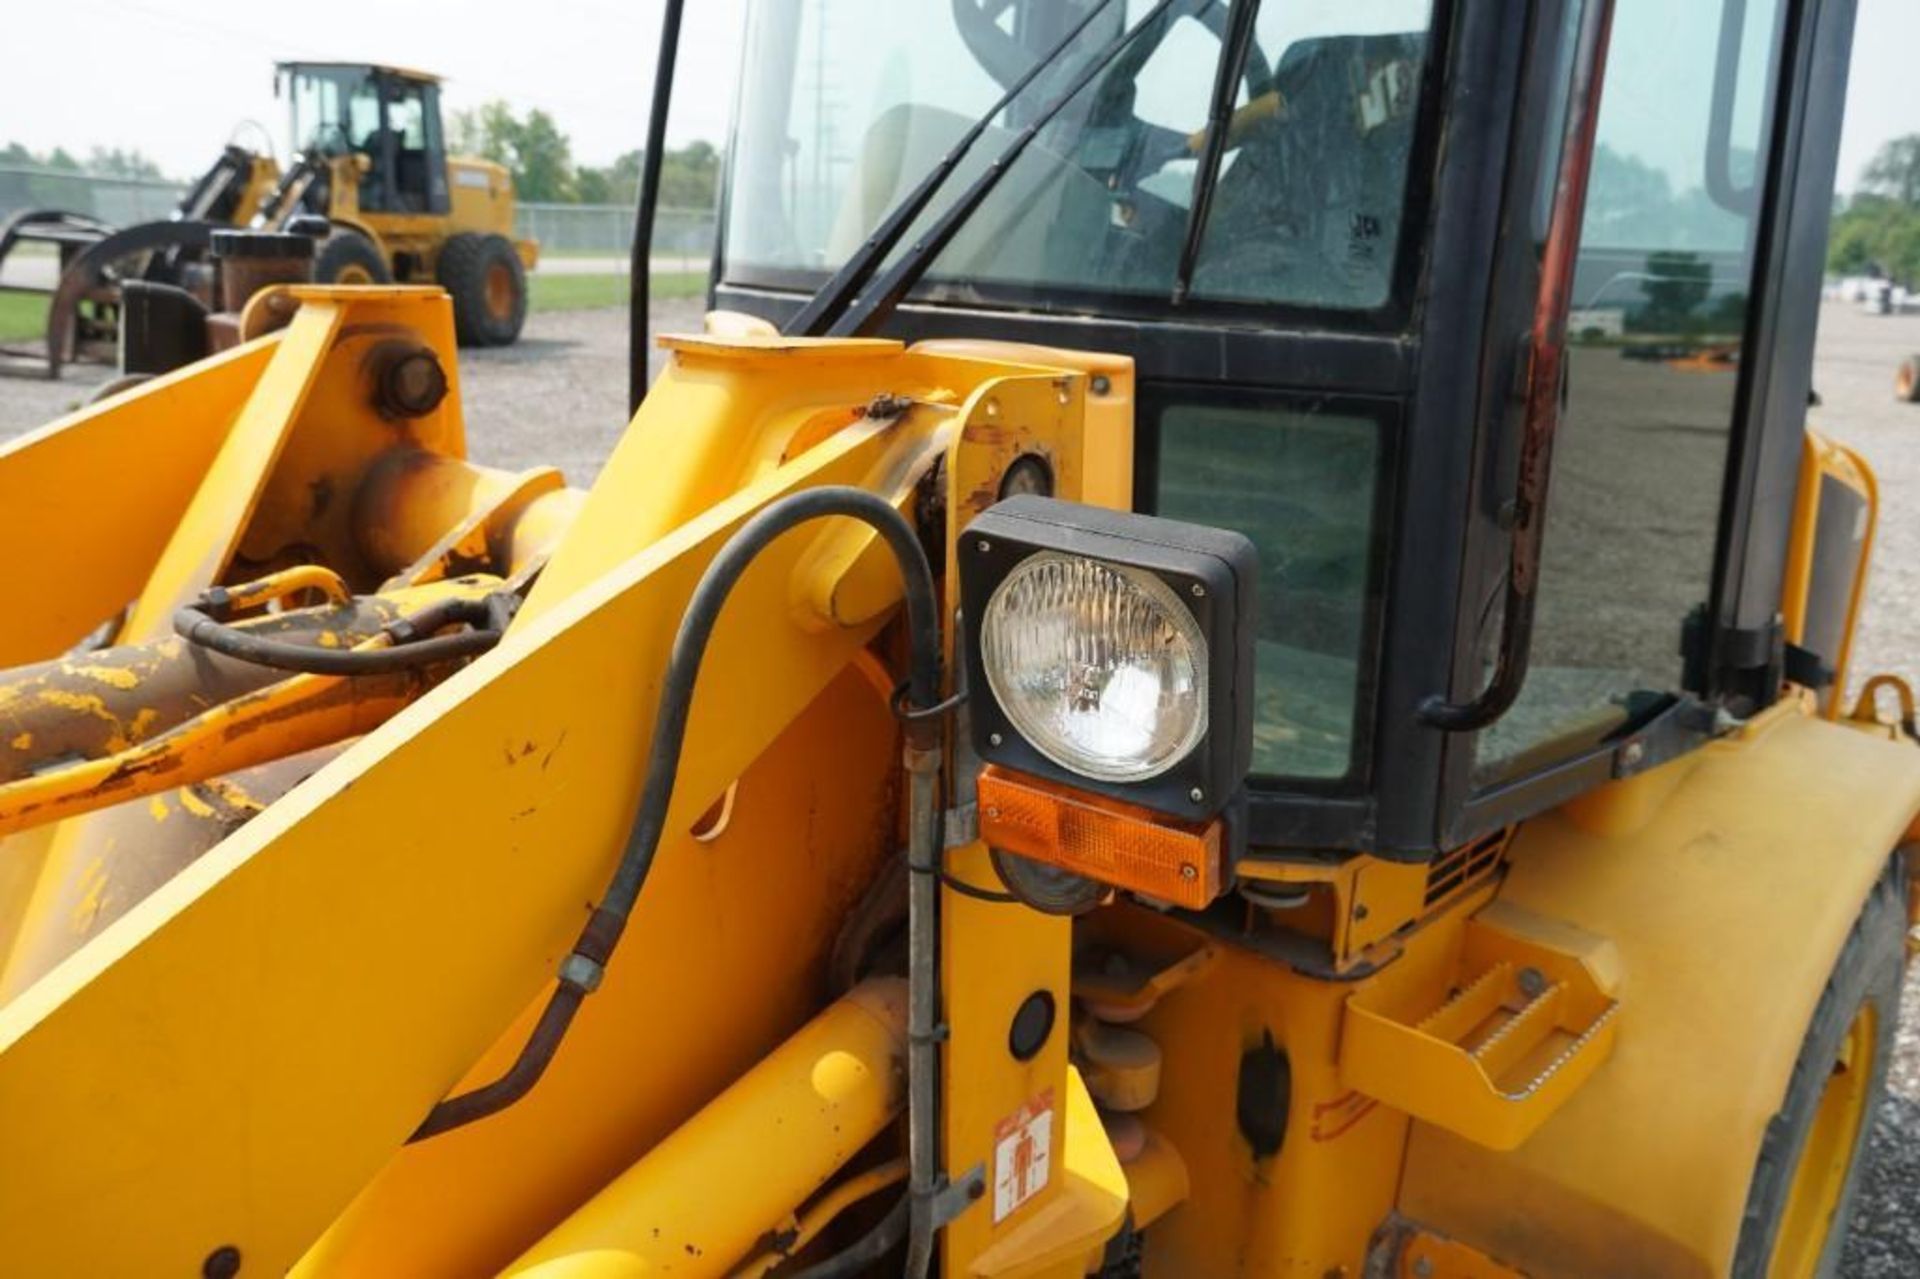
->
[316,631,342,649]
[129,708,159,742]
[68,665,140,692]
[148,796,171,823]
[67,859,108,933]
[176,789,217,821]
[200,778,263,816]
[7,733,28,752]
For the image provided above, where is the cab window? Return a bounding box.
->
[1475,0,1784,779]
[1145,394,1389,781]
[724,0,1439,317]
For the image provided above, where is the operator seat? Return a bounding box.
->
[1195,32,1428,310]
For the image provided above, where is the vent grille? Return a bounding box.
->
[1425,829,1509,906]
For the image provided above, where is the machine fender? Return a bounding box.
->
[325,215,386,258]
[1398,705,1920,1278]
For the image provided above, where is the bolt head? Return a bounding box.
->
[989,732,1003,747]
[1189,581,1205,598]
[1189,786,1205,803]
[977,539,992,554]
[1179,863,1197,881]
[1413,1258,1435,1279]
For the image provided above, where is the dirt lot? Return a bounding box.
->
[0,299,1915,1266]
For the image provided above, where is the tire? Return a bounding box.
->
[1895,356,1920,403]
[437,232,527,346]
[312,231,393,286]
[1732,854,1907,1278]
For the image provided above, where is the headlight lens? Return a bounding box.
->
[981,552,1208,782]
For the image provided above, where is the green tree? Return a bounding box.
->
[576,149,643,204]
[1826,191,1920,288]
[447,101,575,202]
[1638,250,1712,332]
[659,140,719,210]
[85,147,165,180]
[1861,135,1920,206]
[512,109,576,203]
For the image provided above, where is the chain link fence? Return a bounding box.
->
[514,204,716,267]
[0,166,717,267]
[0,165,185,226]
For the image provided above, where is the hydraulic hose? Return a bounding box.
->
[411,486,944,1148]
[791,1194,911,1279]
[174,592,512,676]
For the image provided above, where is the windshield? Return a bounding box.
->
[723,0,1438,315]
[286,65,381,157]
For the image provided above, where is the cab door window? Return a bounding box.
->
[375,79,449,214]
[1475,0,1784,779]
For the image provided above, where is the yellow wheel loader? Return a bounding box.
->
[264,62,539,346]
[0,61,536,378]
[0,1,1914,1277]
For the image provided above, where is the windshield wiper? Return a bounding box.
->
[785,0,1122,337]
[820,0,1185,339]
[1172,0,1263,305]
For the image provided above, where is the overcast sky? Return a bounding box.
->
[0,0,1914,191]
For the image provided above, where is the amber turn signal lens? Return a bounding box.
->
[977,765,1223,911]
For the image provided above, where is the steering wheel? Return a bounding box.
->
[1078,0,1277,198]
[304,122,353,160]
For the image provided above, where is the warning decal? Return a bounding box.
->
[992,1089,1054,1223]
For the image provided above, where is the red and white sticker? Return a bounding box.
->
[992,1089,1054,1222]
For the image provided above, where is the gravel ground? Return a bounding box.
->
[0,299,1914,1265]
[0,300,705,482]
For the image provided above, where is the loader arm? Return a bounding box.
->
[0,289,1128,1276]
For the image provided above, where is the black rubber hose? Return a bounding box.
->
[791,1194,910,1279]
[411,486,942,1141]
[174,595,504,676]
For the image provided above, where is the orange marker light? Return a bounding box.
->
[977,765,1224,911]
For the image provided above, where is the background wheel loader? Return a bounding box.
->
[0,1,1916,1277]
[0,60,537,378]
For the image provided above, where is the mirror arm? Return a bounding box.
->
[629,0,686,417]
[1421,0,1617,732]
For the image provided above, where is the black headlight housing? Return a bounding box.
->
[959,495,1257,820]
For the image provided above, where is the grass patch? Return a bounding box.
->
[0,271,697,341]
[0,292,45,343]
[529,271,705,312]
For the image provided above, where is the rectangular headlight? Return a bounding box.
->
[960,495,1256,820]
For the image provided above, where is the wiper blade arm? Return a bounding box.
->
[830,0,1184,339]
[785,0,1122,337]
[1172,0,1263,305]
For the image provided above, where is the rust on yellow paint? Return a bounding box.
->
[68,665,140,692]
[37,690,129,752]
